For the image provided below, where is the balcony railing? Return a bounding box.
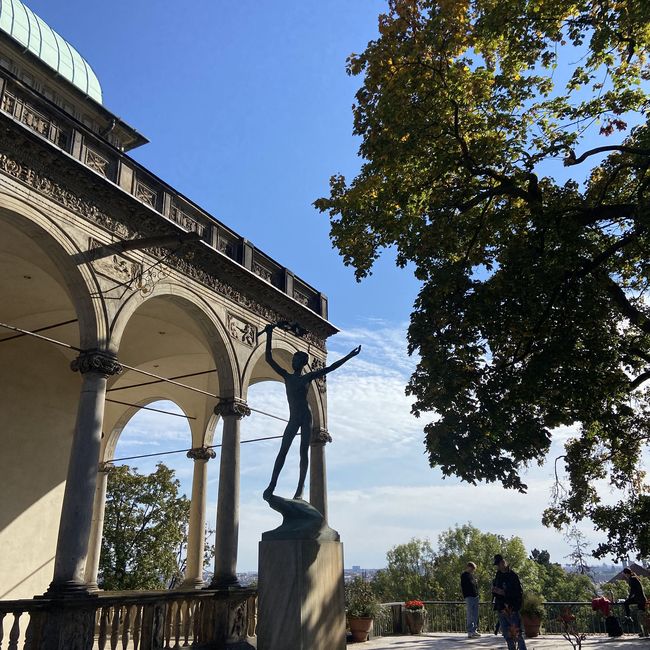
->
[0,69,330,324]
[375,600,645,637]
[0,588,256,650]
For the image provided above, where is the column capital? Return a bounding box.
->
[71,350,122,377]
[187,446,217,461]
[98,461,114,473]
[214,398,251,419]
[311,428,332,445]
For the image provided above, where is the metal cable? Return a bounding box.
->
[0,320,290,423]
[110,434,284,463]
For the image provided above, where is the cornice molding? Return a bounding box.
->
[0,122,329,349]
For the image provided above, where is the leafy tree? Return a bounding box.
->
[538,561,595,602]
[434,523,541,600]
[531,549,551,566]
[100,463,193,590]
[316,0,650,560]
[372,538,442,601]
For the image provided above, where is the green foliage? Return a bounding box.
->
[100,463,192,591]
[521,592,545,619]
[434,523,541,600]
[372,537,442,602]
[316,0,650,560]
[346,576,382,618]
[538,562,595,602]
[372,524,596,604]
[531,549,551,566]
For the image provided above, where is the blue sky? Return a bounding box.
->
[25,0,612,571]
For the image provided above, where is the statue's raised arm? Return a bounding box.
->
[261,323,287,378]
[305,345,361,380]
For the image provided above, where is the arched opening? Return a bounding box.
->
[0,210,92,599]
[100,292,236,588]
[97,398,197,590]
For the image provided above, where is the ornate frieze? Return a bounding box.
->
[170,204,206,238]
[0,152,134,239]
[85,148,109,177]
[70,350,122,376]
[310,358,327,393]
[294,289,310,307]
[187,447,217,461]
[311,428,332,445]
[214,398,251,419]
[227,312,256,347]
[135,180,157,208]
[1,88,69,149]
[0,140,330,351]
[253,262,273,284]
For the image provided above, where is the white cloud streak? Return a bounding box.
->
[113,321,612,572]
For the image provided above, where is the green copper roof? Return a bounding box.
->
[0,0,102,103]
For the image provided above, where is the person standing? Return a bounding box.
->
[492,554,527,650]
[461,561,481,638]
[623,567,648,636]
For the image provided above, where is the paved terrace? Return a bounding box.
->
[355,633,650,649]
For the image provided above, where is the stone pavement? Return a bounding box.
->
[351,633,650,649]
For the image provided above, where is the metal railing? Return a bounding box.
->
[374,600,646,637]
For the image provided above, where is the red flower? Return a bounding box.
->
[405,600,424,608]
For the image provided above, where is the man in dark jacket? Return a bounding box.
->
[492,554,527,649]
[461,561,481,638]
[623,567,648,636]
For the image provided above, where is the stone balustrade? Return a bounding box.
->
[0,67,329,325]
[0,588,256,650]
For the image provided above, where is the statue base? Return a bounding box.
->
[261,494,339,541]
[257,538,345,650]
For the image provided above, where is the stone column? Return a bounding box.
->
[84,461,113,590]
[209,398,250,588]
[181,446,216,589]
[309,428,332,520]
[46,350,122,597]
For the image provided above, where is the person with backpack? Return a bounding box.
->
[492,554,528,650]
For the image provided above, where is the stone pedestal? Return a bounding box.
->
[258,539,345,650]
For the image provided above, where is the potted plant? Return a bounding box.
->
[404,600,426,634]
[345,576,381,642]
[520,593,545,638]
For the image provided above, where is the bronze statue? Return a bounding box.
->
[261,322,360,501]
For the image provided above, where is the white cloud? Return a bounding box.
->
[113,321,627,573]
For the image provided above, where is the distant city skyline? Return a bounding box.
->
[23,0,635,572]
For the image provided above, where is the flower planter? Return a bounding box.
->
[405,610,425,634]
[521,614,542,638]
[348,616,373,642]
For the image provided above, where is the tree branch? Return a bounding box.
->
[630,370,650,391]
[605,278,650,335]
[565,145,650,167]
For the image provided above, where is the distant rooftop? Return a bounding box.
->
[0,0,102,103]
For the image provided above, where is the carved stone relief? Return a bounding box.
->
[310,358,327,393]
[227,313,257,347]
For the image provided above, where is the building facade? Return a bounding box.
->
[0,0,337,613]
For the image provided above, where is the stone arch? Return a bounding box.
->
[0,194,104,599]
[109,281,238,400]
[0,192,104,348]
[102,395,194,463]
